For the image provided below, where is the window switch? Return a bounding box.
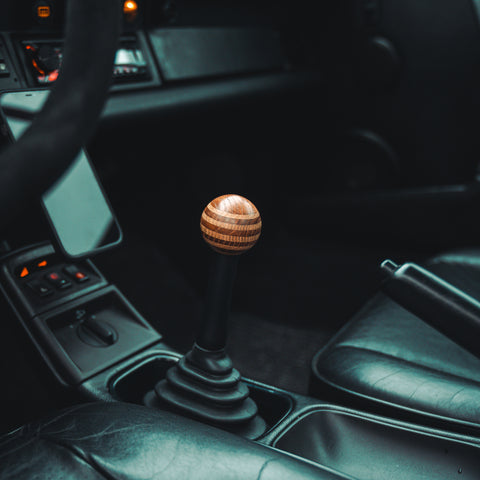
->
[27,280,54,297]
[45,272,72,289]
[0,62,10,77]
[63,265,89,283]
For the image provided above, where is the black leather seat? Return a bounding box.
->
[311,251,480,430]
[0,401,348,480]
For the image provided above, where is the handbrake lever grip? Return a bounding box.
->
[381,260,480,359]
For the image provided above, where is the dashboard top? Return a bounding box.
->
[0,0,315,126]
[0,0,283,33]
[1,0,147,32]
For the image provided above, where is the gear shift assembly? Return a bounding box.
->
[144,194,266,439]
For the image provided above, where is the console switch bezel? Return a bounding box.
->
[0,243,162,385]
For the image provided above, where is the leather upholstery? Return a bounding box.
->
[0,402,348,479]
[312,251,480,428]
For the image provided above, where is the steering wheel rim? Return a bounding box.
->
[0,0,121,232]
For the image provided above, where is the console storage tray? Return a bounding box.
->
[273,407,480,479]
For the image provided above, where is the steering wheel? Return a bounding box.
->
[0,0,121,232]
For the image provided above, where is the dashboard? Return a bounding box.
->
[0,0,322,126]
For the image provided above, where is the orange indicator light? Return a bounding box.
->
[20,267,29,278]
[123,0,138,21]
[38,260,48,268]
[31,58,45,76]
[37,6,51,18]
[124,1,138,12]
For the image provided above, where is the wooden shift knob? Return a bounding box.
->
[200,194,262,255]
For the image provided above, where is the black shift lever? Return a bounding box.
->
[144,195,266,439]
[196,194,261,350]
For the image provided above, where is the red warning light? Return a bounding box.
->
[20,267,29,278]
[47,71,59,82]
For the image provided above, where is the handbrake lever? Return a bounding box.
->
[381,259,480,359]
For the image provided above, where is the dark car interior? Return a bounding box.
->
[1,0,480,478]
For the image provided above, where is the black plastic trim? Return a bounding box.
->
[101,70,323,125]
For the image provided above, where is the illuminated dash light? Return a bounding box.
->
[31,58,45,76]
[20,267,29,278]
[47,71,59,82]
[37,6,51,18]
[37,260,48,268]
[123,0,138,21]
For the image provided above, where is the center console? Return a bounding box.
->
[0,242,161,385]
[2,195,480,479]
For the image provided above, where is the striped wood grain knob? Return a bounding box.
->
[200,194,262,255]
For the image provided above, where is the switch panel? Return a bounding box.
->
[0,244,161,386]
[1,243,106,318]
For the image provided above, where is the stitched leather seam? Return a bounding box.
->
[39,435,118,480]
[312,347,480,430]
[326,344,480,387]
